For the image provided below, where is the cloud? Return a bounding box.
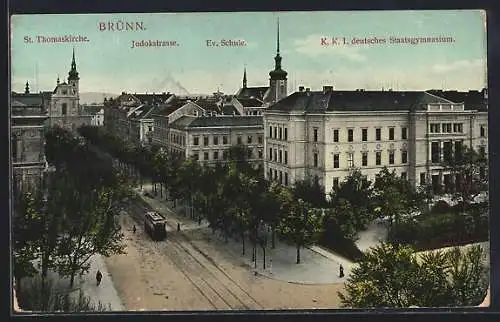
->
[431,59,485,74]
[293,34,366,61]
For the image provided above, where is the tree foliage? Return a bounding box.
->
[444,146,488,209]
[339,243,489,308]
[13,191,44,287]
[13,125,129,305]
[329,169,375,231]
[278,198,324,264]
[372,167,425,229]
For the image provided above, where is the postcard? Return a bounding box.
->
[10,10,489,312]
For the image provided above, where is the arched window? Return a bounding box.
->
[62,103,67,115]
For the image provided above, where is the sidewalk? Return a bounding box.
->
[25,254,125,311]
[79,254,125,311]
[137,183,354,284]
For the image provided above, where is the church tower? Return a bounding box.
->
[269,17,288,103]
[67,48,80,97]
[243,67,247,88]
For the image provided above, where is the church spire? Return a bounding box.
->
[243,66,247,88]
[25,81,30,94]
[273,17,282,70]
[269,16,287,80]
[277,17,280,55]
[68,47,79,81]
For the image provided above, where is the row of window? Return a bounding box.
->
[313,150,408,168]
[268,167,289,186]
[429,122,465,134]
[429,123,487,137]
[246,111,262,116]
[268,125,289,141]
[192,149,264,161]
[430,141,464,163]
[268,148,288,164]
[170,133,186,146]
[314,126,408,143]
[193,134,264,146]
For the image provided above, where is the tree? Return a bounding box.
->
[177,159,202,219]
[444,146,488,210]
[278,198,324,264]
[54,173,127,287]
[372,167,425,234]
[256,182,282,249]
[12,191,44,294]
[228,144,254,174]
[329,169,375,231]
[45,126,78,169]
[338,243,489,308]
[293,176,327,208]
[323,198,359,242]
[225,163,259,255]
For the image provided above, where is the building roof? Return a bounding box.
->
[132,93,173,105]
[169,115,263,130]
[150,97,198,117]
[220,104,241,115]
[427,89,488,111]
[237,97,265,107]
[82,105,104,114]
[266,90,456,113]
[41,91,53,100]
[130,104,156,119]
[11,93,45,106]
[195,98,220,112]
[236,86,269,101]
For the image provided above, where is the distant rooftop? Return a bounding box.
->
[267,88,487,113]
[169,115,263,130]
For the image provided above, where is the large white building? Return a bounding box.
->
[168,115,264,168]
[263,86,488,195]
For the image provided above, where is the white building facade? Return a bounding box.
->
[263,87,488,195]
[168,115,264,168]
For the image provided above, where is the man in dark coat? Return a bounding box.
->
[96,270,103,286]
[339,264,344,278]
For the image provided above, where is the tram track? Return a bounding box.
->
[123,195,263,310]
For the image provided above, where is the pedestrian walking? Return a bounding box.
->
[177,223,181,232]
[133,225,136,234]
[96,270,103,286]
[339,264,344,278]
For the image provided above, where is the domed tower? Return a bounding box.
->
[269,17,288,103]
[67,48,80,97]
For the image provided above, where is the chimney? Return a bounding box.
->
[323,85,333,93]
[299,86,305,92]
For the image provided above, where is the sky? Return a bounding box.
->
[10,10,487,96]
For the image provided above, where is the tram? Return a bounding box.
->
[144,211,167,241]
